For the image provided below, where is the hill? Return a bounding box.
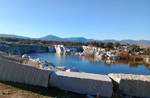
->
[0,34,150,45]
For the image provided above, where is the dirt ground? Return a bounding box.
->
[0,81,122,98]
[0,81,85,98]
[0,82,52,98]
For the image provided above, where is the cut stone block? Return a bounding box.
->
[0,59,53,87]
[50,71,113,97]
[108,73,150,98]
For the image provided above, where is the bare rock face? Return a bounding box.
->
[48,46,56,53]
[50,71,113,97]
[108,73,150,98]
[0,42,48,55]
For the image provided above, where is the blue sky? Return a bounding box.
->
[0,0,149,40]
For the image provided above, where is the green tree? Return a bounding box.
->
[98,42,104,48]
[104,42,113,49]
[130,45,140,52]
[114,42,120,47]
[143,48,150,55]
[90,41,97,47]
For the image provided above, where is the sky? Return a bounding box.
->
[0,0,149,40]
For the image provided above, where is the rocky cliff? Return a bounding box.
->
[0,42,48,56]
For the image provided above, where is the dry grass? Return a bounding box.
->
[0,81,123,98]
[116,51,146,61]
[0,81,85,98]
[116,51,129,60]
[129,55,143,61]
[83,50,95,57]
[139,45,150,49]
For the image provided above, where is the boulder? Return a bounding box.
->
[22,54,28,58]
[66,67,79,72]
[56,66,67,71]
[50,71,113,97]
[108,73,150,98]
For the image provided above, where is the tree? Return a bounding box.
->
[105,48,110,51]
[143,48,150,55]
[130,45,140,52]
[104,42,113,49]
[90,41,98,47]
[114,42,120,47]
[98,42,104,48]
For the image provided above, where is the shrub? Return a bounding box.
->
[116,51,129,60]
[114,42,120,47]
[83,50,94,57]
[129,55,143,61]
[105,48,110,51]
[129,45,140,52]
[143,48,150,55]
[104,42,113,49]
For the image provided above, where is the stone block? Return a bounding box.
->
[108,73,150,98]
[50,71,113,97]
[0,59,53,87]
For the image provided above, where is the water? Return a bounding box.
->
[28,53,150,75]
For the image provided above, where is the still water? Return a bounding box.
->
[28,53,150,75]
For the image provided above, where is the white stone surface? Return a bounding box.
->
[56,66,67,71]
[66,67,78,72]
[108,73,150,98]
[0,59,53,87]
[50,71,113,97]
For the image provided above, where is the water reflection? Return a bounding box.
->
[82,56,103,63]
[82,56,150,70]
[116,60,150,70]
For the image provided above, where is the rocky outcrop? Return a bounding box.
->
[54,45,82,54]
[0,59,53,87]
[108,73,150,98]
[0,51,26,63]
[66,67,79,72]
[0,42,48,56]
[21,54,56,70]
[82,46,120,61]
[54,45,65,54]
[0,52,56,70]
[50,71,113,97]
[48,46,56,53]
[144,58,150,64]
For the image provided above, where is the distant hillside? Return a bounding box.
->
[0,34,150,45]
[40,35,64,41]
[101,40,117,43]
[119,40,150,45]
[41,35,150,45]
[0,34,30,39]
[41,35,97,42]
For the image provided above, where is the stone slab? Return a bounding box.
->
[108,73,150,98]
[0,59,53,87]
[50,71,113,97]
